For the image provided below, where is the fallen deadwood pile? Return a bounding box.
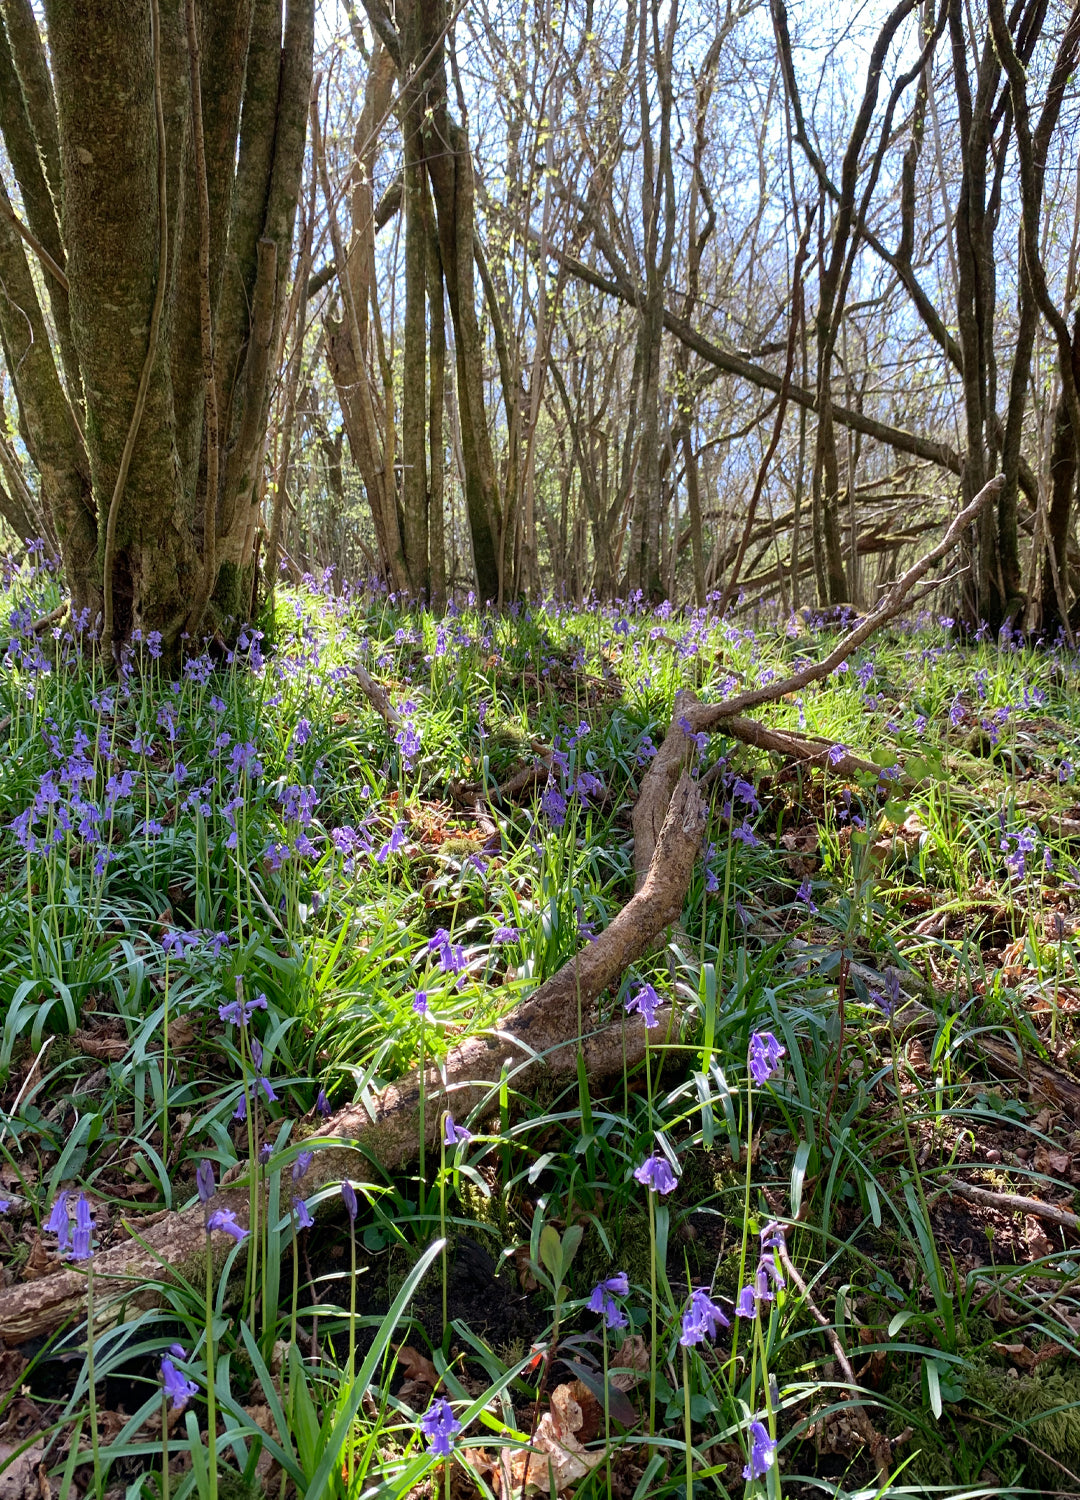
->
[0,478,1002,1345]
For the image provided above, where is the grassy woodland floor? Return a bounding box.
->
[2,556,1080,1498]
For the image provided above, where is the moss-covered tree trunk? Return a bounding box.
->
[0,0,313,653]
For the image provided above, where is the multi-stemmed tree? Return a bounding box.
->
[0,0,314,652]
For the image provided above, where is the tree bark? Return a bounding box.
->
[0,0,314,652]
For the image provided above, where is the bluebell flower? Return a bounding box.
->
[419,1396,462,1457]
[679,1287,730,1346]
[748,1031,785,1086]
[207,1208,248,1242]
[588,1274,629,1329]
[197,1160,215,1203]
[633,1154,677,1194]
[795,878,816,913]
[625,983,659,1028]
[160,1353,199,1412]
[341,1181,358,1221]
[734,1284,757,1319]
[294,1197,314,1230]
[218,993,268,1027]
[293,1151,314,1182]
[742,1420,776,1481]
[70,1194,94,1261]
[46,1192,71,1253]
[443,1113,472,1145]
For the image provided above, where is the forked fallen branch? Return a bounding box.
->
[631,476,1002,886]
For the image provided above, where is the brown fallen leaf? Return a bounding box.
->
[0,1351,26,1404]
[1033,1144,1070,1177]
[0,1439,44,1499]
[992,1341,1036,1370]
[73,1032,128,1062]
[497,1384,606,1496]
[396,1343,440,1388]
[1025,1217,1053,1260]
[19,1238,52,1283]
[511,1245,539,1292]
[609,1333,649,1392]
[167,1017,196,1050]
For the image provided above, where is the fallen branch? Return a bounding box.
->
[690,475,1003,731]
[940,1177,1080,1233]
[31,602,68,635]
[704,717,892,784]
[0,776,704,1344]
[353,659,401,731]
[633,478,1000,888]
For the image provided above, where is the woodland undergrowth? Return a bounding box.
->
[2,552,1080,1498]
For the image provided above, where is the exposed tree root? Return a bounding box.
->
[0,777,703,1345]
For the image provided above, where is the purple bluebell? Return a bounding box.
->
[46,1192,71,1253]
[679,1287,730,1346]
[587,1275,629,1329]
[218,993,268,1027]
[375,822,407,863]
[70,1193,93,1261]
[413,991,429,1016]
[207,1208,248,1242]
[625,983,659,1028]
[428,930,466,974]
[293,1150,314,1182]
[633,1154,677,1195]
[742,1420,776,1481]
[315,1088,331,1117]
[748,1031,785,1086]
[732,820,760,846]
[443,1114,472,1145]
[760,1221,786,1252]
[734,1284,757,1319]
[197,1159,215,1204]
[294,1198,314,1230]
[419,1396,462,1457]
[540,783,567,827]
[160,1354,199,1411]
[795,879,816,913]
[341,1181,358,1221]
[731,778,760,812]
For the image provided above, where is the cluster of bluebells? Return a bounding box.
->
[1000,822,1043,882]
[538,724,606,829]
[748,1030,785,1086]
[45,1190,94,1260]
[588,1271,629,1329]
[427,927,466,975]
[735,1221,787,1322]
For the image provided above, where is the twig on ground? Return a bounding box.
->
[940,1177,1080,1232]
[353,658,401,731]
[690,475,1004,730]
[777,1245,893,1480]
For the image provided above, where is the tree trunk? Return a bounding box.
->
[0,0,314,653]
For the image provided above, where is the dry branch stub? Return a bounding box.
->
[0,776,704,1344]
